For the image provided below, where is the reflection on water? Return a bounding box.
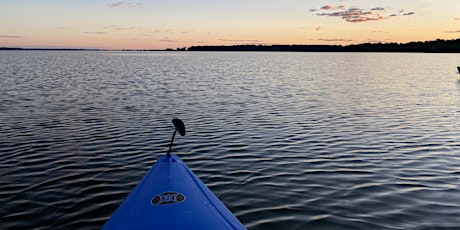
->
[1,51,460,229]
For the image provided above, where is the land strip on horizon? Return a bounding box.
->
[1,38,459,53]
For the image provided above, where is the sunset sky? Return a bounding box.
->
[1,0,459,49]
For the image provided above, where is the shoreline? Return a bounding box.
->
[1,38,459,53]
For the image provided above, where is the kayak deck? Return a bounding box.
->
[102,154,246,229]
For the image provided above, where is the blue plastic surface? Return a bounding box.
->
[102,154,246,230]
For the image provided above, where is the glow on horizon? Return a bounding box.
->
[1,0,459,50]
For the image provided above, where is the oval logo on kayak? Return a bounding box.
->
[151,192,186,205]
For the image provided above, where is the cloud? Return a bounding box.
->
[317,7,387,23]
[455,18,460,21]
[315,26,323,31]
[445,30,460,33]
[372,30,389,33]
[158,37,179,42]
[158,40,177,42]
[311,5,414,23]
[389,11,415,17]
[320,5,346,10]
[108,2,123,7]
[392,10,414,16]
[103,25,137,31]
[0,35,24,38]
[318,38,353,42]
[219,39,264,43]
[362,39,391,43]
[83,32,106,35]
[309,5,344,12]
[180,30,194,34]
[108,1,143,8]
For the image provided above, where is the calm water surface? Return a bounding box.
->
[1,51,460,229]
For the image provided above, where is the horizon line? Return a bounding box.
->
[1,37,459,52]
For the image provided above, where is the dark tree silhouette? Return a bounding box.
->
[187,38,460,53]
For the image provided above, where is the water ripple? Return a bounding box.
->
[1,51,460,229]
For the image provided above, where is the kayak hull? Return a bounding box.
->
[102,154,246,230]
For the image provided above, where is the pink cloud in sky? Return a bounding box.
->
[320,5,346,10]
[0,35,24,38]
[318,38,353,42]
[372,30,389,34]
[312,5,414,23]
[317,7,386,23]
[218,39,264,43]
[108,1,143,8]
[321,5,334,10]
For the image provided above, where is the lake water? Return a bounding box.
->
[1,51,460,229]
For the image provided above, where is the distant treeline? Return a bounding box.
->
[2,38,459,52]
[187,38,460,53]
